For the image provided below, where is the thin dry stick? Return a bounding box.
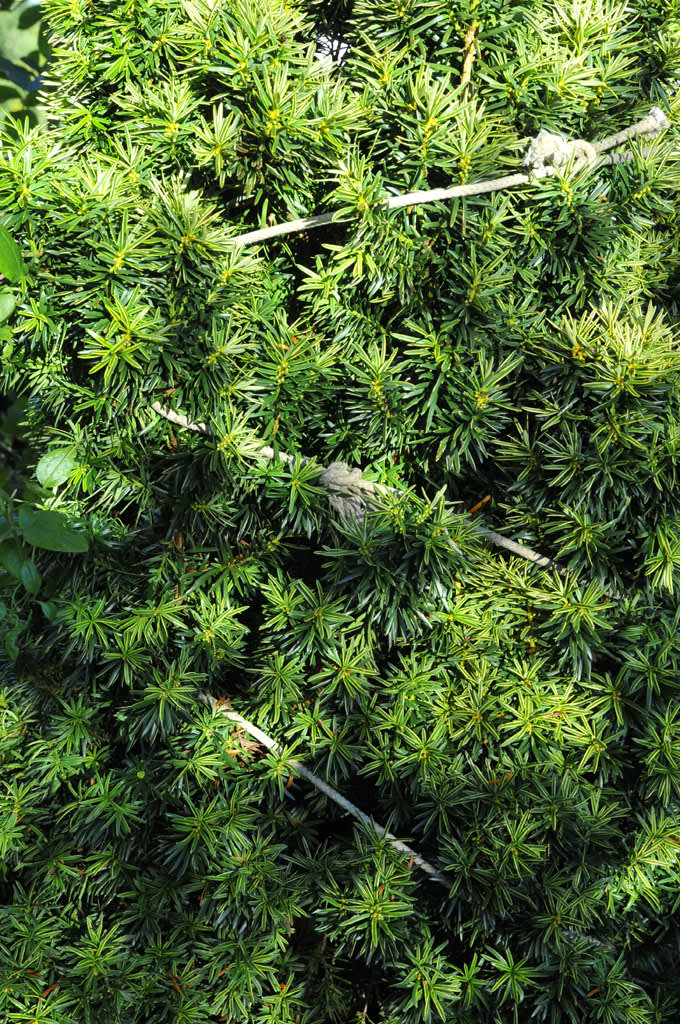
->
[467,493,491,515]
[150,401,559,569]
[471,525,563,573]
[229,108,668,247]
[460,22,480,98]
[198,693,450,886]
[149,400,284,462]
[150,112,673,572]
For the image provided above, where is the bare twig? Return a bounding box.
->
[150,401,210,435]
[460,22,480,98]
[228,109,668,248]
[148,110,673,573]
[471,525,564,574]
[467,494,491,515]
[199,693,451,887]
[150,400,558,568]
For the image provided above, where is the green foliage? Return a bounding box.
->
[0,0,50,128]
[0,221,27,281]
[1,0,680,1021]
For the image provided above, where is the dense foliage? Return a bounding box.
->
[1,0,680,1021]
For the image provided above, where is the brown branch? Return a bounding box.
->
[467,493,491,515]
[460,22,480,98]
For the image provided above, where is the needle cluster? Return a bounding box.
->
[0,0,680,1022]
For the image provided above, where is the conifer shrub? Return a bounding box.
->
[1,0,680,1021]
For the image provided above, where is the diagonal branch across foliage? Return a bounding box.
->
[1,1,680,1022]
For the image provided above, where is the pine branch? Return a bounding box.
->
[198,692,451,887]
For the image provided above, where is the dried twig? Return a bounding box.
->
[150,401,210,435]
[199,693,450,886]
[150,401,559,569]
[149,111,673,574]
[467,494,491,515]
[470,525,563,573]
[460,22,480,98]
[229,109,669,248]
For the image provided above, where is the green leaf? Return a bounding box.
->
[5,627,20,661]
[0,83,24,103]
[0,539,25,577]
[18,5,43,30]
[39,600,57,622]
[0,223,26,282]
[20,558,41,594]
[0,287,15,322]
[0,397,28,439]
[18,507,89,553]
[36,450,78,488]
